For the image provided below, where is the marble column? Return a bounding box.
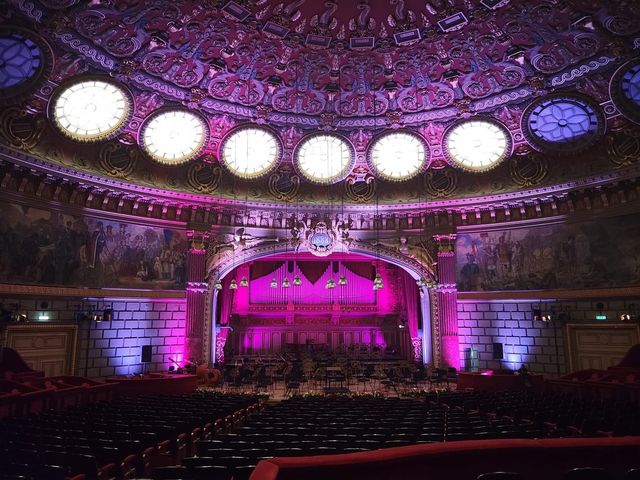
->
[434,234,460,369]
[184,230,208,364]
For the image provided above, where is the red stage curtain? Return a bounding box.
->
[343,261,374,280]
[297,261,329,284]
[250,261,284,280]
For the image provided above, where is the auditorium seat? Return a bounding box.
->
[564,468,608,480]
[477,473,522,480]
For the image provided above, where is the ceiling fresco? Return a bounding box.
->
[0,0,639,209]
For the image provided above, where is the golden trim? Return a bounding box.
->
[0,283,186,299]
[458,286,640,301]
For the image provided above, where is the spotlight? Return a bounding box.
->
[240,276,249,287]
[533,309,542,322]
[293,275,302,286]
[229,279,238,290]
[282,278,291,288]
[92,313,103,323]
[103,308,113,322]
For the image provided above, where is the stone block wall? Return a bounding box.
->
[457,298,639,376]
[0,296,186,379]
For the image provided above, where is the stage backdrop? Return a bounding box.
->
[456,213,640,291]
[0,201,187,289]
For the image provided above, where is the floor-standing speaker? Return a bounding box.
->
[141,345,152,363]
[492,342,504,360]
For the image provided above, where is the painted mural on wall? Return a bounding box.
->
[456,215,640,291]
[0,202,186,289]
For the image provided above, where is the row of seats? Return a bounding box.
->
[0,392,259,480]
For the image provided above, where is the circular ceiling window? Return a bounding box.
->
[523,95,603,152]
[444,119,511,172]
[141,109,208,165]
[51,78,132,142]
[611,60,640,125]
[221,126,281,179]
[294,133,354,184]
[368,131,428,181]
[0,30,42,92]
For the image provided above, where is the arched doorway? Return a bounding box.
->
[203,244,435,367]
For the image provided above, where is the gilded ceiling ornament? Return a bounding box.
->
[0,107,44,151]
[607,131,640,168]
[98,141,138,179]
[509,152,549,187]
[423,165,458,198]
[344,167,376,203]
[186,160,223,194]
[268,164,300,201]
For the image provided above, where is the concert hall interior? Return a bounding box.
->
[1,0,640,479]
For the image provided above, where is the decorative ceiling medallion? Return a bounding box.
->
[0,106,45,151]
[423,166,458,198]
[50,77,132,142]
[610,59,640,125]
[443,118,512,172]
[367,130,428,182]
[509,153,549,187]
[0,27,49,101]
[345,168,376,203]
[522,94,604,153]
[607,131,640,168]
[140,108,209,165]
[220,125,281,179]
[98,141,138,178]
[293,133,355,184]
[268,164,300,201]
[186,160,222,194]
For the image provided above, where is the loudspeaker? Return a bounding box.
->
[492,342,504,360]
[141,345,152,363]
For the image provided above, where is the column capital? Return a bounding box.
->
[187,229,210,252]
[432,233,456,254]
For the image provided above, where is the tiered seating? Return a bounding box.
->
[0,392,258,480]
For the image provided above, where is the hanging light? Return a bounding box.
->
[229,278,238,290]
[373,273,384,290]
[240,276,249,287]
[214,279,223,290]
[338,275,347,286]
[325,278,336,289]
[270,277,278,288]
[293,274,302,286]
[282,277,291,288]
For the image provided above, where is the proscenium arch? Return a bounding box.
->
[204,242,436,366]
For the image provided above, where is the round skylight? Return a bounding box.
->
[524,96,602,152]
[294,133,354,184]
[221,126,281,179]
[52,78,131,142]
[611,60,640,125]
[0,30,42,92]
[141,109,208,165]
[368,131,427,181]
[444,119,511,172]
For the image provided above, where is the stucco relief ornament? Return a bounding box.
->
[305,221,337,257]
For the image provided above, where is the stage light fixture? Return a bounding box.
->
[293,275,302,286]
[141,109,208,165]
[240,276,249,287]
[325,278,336,289]
[282,278,291,288]
[214,279,223,290]
[52,78,131,142]
[444,119,511,171]
[103,308,113,322]
[270,278,278,288]
[338,275,347,286]
[229,279,238,290]
[221,126,281,179]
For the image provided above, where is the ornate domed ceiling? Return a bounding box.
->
[0,0,639,210]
